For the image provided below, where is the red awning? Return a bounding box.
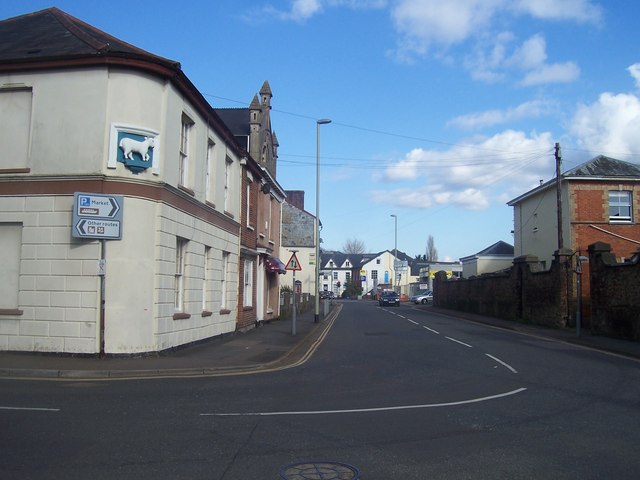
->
[265,255,286,274]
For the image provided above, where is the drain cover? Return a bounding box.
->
[280,461,360,480]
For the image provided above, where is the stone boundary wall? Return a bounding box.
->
[588,242,640,340]
[434,250,573,329]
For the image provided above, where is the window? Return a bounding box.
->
[179,114,193,187]
[246,172,253,227]
[174,238,187,312]
[376,259,381,265]
[0,88,32,169]
[371,270,378,281]
[224,157,232,212]
[333,272,338,280]
[202,247,211,312]
[345,272,351,283]
[609,191,632,223]
[0,223,22,312]
[244,259,254,307]
[205,139,215,202]
[221,251,229,310]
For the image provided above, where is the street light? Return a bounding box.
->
[391,214,397,293]
[315,118,331,323]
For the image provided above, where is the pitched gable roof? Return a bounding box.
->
[460,241,514,262]
[0,7,247,160]
[508,155,640,206]
[563,155,640,178]
[0,7,178,69]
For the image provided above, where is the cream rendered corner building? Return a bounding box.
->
[0,8,245,354]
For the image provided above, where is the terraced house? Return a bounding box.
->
[0,8,284,354]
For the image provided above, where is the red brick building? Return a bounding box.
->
[509,155,640,316]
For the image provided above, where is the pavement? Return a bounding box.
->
[1,301,639,380]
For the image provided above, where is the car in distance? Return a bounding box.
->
[410,290,433,304]
[379,291,400,307]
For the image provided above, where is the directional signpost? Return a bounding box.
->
[71,192,124,356]
[72,193,123,240]
[286,251,302,335]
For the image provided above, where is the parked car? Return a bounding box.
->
[410,290,433,304]
[320,290,334,299]
[379,291,400,307]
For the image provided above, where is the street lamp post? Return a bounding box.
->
[315,118,331,323]
[391,214,397,293]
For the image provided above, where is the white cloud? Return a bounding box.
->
[520,61,580,86]
[448,99,554,129]
[376,129,555,211]
[571,92,640,157]
[512,0,603,24]
[628,63,640,90]
[388,0,601,63]
[468,33,580,86]
[262,0,386,22]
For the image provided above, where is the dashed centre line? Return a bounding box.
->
[0,406,60,412]
[445,336,473,348]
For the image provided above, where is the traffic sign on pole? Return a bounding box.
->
[286,252,302,271]
[72,192,123,240]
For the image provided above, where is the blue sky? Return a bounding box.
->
[5,1,640,260]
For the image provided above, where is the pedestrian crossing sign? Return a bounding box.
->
[285,252,302,271]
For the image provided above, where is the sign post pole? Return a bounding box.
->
[285,251,302,336]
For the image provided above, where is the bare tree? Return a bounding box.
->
[426,235,438,261]
[343,238,366,254]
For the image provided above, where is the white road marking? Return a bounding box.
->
[445,336,473,348]
[200,388,527,416]
[0,406,60,412]
[485,353,518,373]
[407,319,418,325]
[423,325,440,334]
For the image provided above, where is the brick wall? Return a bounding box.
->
[434,250,572,328]
[588,242,640,340]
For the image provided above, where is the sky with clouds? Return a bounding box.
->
[5,1,640,260]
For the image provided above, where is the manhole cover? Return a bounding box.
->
[280,461,360,480]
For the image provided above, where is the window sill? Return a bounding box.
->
[178,184,195,196]
[219,309,231,315]
[243,306,253,311]
[173,312,191,320]
[205,200,216,208]
[201,310,212,317]
[0,168,30,174]
[0,309,23,316]
[224,211,234,219]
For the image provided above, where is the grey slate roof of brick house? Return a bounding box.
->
[0,7,178,68]
[508,155,640,206]
[215,108,251,149]
[563,155,640,178]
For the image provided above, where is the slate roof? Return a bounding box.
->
[0,7,178,69]
[563,155,640,178]
[0,7,247,159]
[215,108,251,148]
[508,155,640,206]
[460,241,514,262]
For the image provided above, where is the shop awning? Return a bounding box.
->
[265,255,287,274]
